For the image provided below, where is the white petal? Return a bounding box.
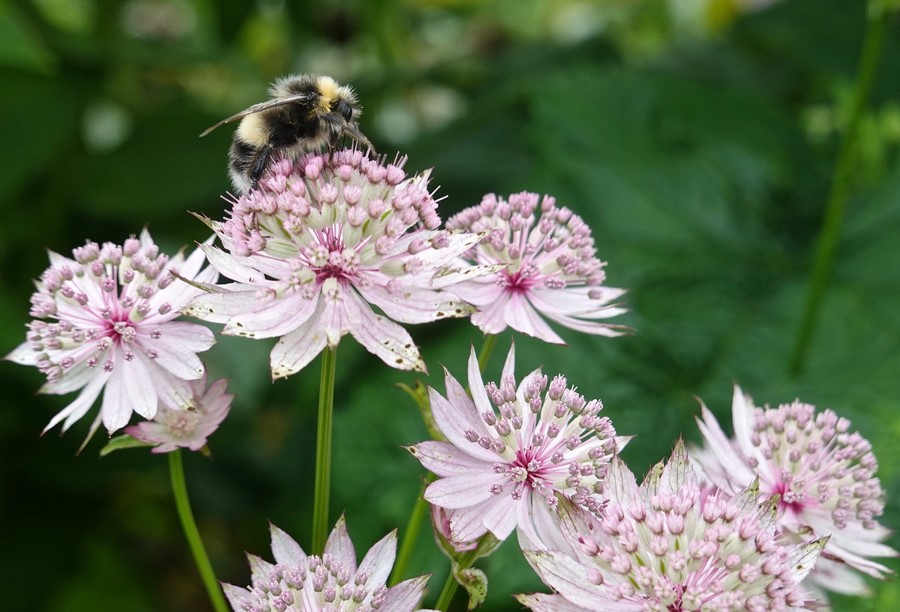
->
[408,441,493,477]
[516,593,593,612]
[221,583,253,610]
[269,523,307,567]
[270,315,329,379]
[480,492,519,540]
[425,473,500,509]
[324,515,357,574]
[101,352,157,432]
[428,385,497,463]
[223,292,318,339]
[144,322,214,380]
[695,402,756,488]
[357,530,396,589]
[356,282,470,324]
[381,575,429,612]
[43,370,109,433]
[505,292,565,344]
[5,341,38,365]
[347,294,426,372]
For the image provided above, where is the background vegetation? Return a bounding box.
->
[1,0,898,610]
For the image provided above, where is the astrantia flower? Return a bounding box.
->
[223,516,431,612]
[694,386,897,596]
[5,230,216,434]
[408,344,619,544]
[125,374,232,453]
[518,441,827,612]
[444,192,627,344]
[186,149,491,377]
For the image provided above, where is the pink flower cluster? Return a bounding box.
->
[186,150,494,377]
[446,192,627,344]
[6,230,216,435]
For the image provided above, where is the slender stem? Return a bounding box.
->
[168,450,228,612]
[389,476,433,586]
[434,550,478,611]
[434,568,460,611]
[312,346,338,554]
[477,334,498,372]
[789,10,887,375]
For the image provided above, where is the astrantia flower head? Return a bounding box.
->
[5,230,216,434]
[223,516,431,612]
[694,386,897,595]
[445,192,628,344]
[125,374,232,453]
[518,441,827,612]
[408,344,619,544]
[187,149,490,377]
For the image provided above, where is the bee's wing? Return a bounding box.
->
[199,93,315,137]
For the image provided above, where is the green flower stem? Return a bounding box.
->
[477,334,498,372]
[790,10,888,376]
[312,346,338,554]
[389,475,433,586]
[168,450,228,612]
[434,549,478,611]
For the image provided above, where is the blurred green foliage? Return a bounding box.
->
[1,0,899,610]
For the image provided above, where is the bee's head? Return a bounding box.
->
[312,75,360,123]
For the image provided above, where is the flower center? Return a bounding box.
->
[301,223,364,285]
[501,269,538,294]
[773,480,806,515]
[510,447,548,487]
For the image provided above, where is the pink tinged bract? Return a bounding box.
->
[185,149,493,378]
[519,441,828,612]
[408,344,619,545]
[222,516,432,612]
[5,230,217,435]
[692,385,897,599]
[444,191,629,344]
[125,375,233,453]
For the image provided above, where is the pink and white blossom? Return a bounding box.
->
[445,192,627,344]
[125,375,232,453]
[223,516,431,612]
[186,149,492,377]
[693,385,897,598]
[408,345,619,544]
[518,441,827,611]
[6,230,216,434]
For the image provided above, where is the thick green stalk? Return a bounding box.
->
[790,10,887,375]
[312,346,338,554]
[168,450,228,612]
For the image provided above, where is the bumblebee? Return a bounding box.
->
[200,74,374,193]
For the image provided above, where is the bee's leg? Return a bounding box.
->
[249,145,275,190]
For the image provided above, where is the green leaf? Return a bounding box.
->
[99,434,153,457]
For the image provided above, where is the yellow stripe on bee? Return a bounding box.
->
[237,113,269,148]
[315,76,339,111]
